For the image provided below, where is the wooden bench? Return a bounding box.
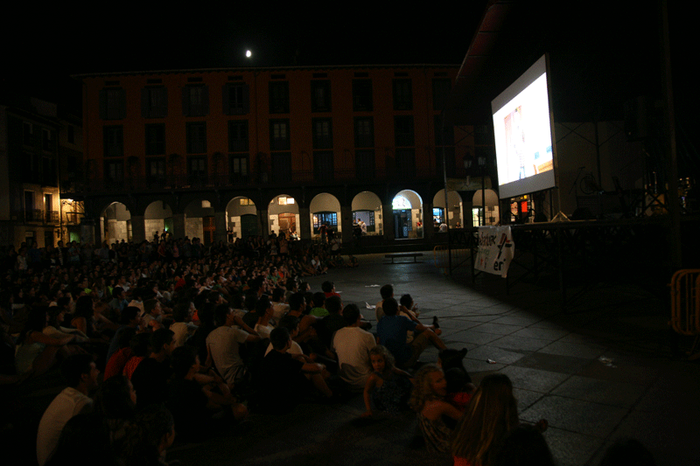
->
[385,253,423,263]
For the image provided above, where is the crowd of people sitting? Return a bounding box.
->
[0,235,656,466]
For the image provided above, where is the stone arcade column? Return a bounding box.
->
[423,201,435,241]
[130,215,146,244]
[340,204,353,245]
[382,202,395,241]
[214,211,227,244]
[172,213,186,240]
[298,205,311,241]
[258,208,268,240]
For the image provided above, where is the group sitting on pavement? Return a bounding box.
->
[1,234,647,466]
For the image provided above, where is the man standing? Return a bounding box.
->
[36,354,99,466]
[332,304,376,391]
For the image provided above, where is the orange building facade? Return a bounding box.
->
[76,65,475,245]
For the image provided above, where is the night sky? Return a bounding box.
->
[3,2,694,133]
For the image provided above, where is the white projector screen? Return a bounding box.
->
[492,55,556,199]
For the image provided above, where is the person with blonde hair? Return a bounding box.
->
[451,373,519,466]
[409,364,463,452]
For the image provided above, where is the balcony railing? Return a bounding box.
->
[83,166,460,194]
[17,209,59,224]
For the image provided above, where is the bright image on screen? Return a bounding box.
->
[492,55,556,199]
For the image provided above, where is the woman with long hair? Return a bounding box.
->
[451,373,519,466]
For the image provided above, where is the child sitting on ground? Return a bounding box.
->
[362,345,413,416]
[409,364,463,453]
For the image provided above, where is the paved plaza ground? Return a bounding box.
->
[165,252,699,466]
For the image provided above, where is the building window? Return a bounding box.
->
[436,146,457,177]
[228,120,249,152]
[394,116,414,147]
[312,118,333,149]
[269,81,290,114]
[186,122,207,154]
[182,85,209,117]
[187,156,207,185]
[393,79,413,110]
[353,79,373,111]
[104,126,123,157]
[311,80,331,112]
[42,128,53,151]
[229,154,249,182]
[100,88,126,120]
[355,149,375,181]
[22,152,40,183]
[269,119,290,151]
[145,124,166,155]
[42,156,57,186]
[68,125,75,144]
[104,160,124,185]
[432,78,452,111]
[223,83,249,115]
[395,148,416,179]
[354,117,374,148]
[353,210,375,232]
[313,212,337,233]
[271,152,292,183]
[314,151,334,182]
[434,115,455,146]
[23,122,33,145]
[141,87,168,118]
[147,158,166,186]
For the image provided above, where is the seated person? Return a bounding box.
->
[167,346,247,439]
[253,295,275,340]
[36,354,100,466]
[206,304,259,387]
[377,298,446,369]
[332,304,376,391]
[308,292,328,317]
[321,281,341,299]
[130,329,175,408]
[169,301,197,348]
[253,327,331,414]
[316,296,346,350]
[141,298,164,331]
[264,315,305,357]
[270,287,289,323]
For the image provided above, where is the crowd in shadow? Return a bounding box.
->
[0,235,656,465]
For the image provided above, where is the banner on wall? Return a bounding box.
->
[475,226,514,278]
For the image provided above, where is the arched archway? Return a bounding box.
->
[309,193,341,240]
[433,190,464,229]
[351,191,383,236]
[226,196,259,240]
[144,201,173,241]
[472,189,500,226]
[101,202,131,244]
[392,190,423,239]
[268,194,299,237]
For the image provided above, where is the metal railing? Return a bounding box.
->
[670,269,700,358]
